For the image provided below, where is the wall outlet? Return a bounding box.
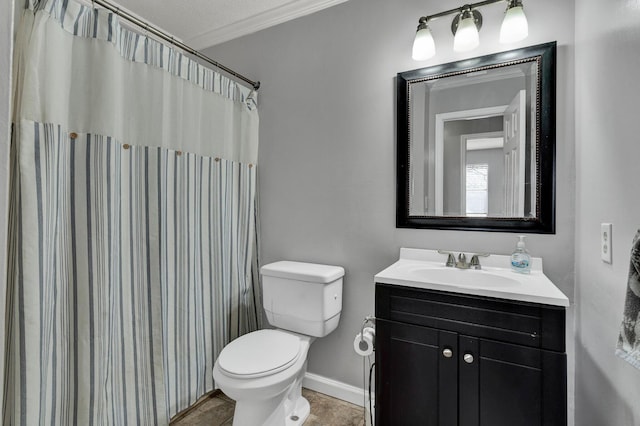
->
[601,223,612,264]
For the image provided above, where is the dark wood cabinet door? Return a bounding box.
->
[376,319,458,426]
[458,336,566,426]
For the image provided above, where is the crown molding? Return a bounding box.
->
[186,0,349,50]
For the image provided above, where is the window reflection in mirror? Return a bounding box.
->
[466,162,489,217]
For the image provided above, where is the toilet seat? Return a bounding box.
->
[218,329,301,379]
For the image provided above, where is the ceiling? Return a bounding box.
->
[111,0,349,50]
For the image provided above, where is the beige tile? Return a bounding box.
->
[302,388,319,405]
[181,401,235,426]
[171,409,204,426]
[194,395,231,413]
[171,394,234,426]
[171,388,364,426]
[306,391,365,426]
[170,414,193,426]
[216,392,236,405]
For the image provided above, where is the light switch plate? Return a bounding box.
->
[601,223,612,263]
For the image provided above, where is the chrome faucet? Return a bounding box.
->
[456,253,469,269]
[438,250,490,270]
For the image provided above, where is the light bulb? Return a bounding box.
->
[500,2,528,43]
[412,23,436,61]
[453,11,480,52]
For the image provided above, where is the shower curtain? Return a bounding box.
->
[4,1,262,424]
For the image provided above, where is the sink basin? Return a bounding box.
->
[374,248,570,307]
[407,266,521,288]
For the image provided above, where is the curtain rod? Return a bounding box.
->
[91,0,261,91]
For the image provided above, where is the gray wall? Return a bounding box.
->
[574,0,640,424]
[205,0,576,413]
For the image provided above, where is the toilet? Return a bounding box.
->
[212,260,345,426]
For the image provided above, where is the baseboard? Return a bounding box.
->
[303,372,366,407]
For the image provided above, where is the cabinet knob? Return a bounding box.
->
[442,348,453,358]
[463,353,474,364]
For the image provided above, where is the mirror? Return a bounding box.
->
[397,42,556,232]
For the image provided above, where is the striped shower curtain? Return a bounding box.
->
[4,1,262,424]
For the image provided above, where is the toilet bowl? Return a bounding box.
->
[212,261,344,426]
[213,330,313,426]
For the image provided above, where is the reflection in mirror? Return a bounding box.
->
[397,42,556,233]
[409,62,537,218]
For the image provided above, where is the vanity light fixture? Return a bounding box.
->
[411,0,529,61]
[453,6,481,52]
[500,0,528,43]
[412,20,436,61]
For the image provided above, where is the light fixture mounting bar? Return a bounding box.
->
[419,0,507,23]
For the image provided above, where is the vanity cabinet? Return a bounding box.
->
[375,283,566,426]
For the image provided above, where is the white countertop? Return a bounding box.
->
[374,248,570,307]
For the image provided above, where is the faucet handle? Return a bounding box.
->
[470,253,490,270]
[472,253,490,258]
[437,250,456,267]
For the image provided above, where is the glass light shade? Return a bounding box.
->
[500,5,528,43]
[453,15,480,52]
[412,25,436,61]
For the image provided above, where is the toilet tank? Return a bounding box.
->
[260,261,344,337]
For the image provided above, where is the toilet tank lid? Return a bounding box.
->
[261,261,345,283]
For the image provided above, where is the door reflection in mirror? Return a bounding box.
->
[408,62,537,218]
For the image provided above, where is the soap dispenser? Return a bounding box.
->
[511,235,531,274]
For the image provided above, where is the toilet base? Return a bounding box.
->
[225,355,311,426]
[284,395,310,426]
[231,391,310,426]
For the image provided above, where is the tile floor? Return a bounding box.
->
[170,388,366,426]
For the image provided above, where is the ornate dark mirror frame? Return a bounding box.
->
[396,41,556,233]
